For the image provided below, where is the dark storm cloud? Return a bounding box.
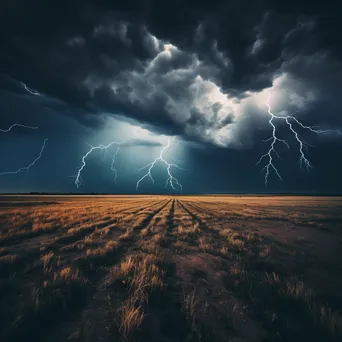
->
[0,0,342,148]
[0,75,103,135]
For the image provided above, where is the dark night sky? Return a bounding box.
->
[0,0,341,194]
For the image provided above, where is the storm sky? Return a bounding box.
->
[0,0,341,194]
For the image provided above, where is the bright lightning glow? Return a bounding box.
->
[136,137,183,191]
[0,139,48,177]
[73,140,125,188]
[0,124,38,133]
[21,82,40,96]
[257,93,331,184]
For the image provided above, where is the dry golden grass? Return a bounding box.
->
[140,227,149,237]
[117,296,145,339]
[219,228,246,251]
[151,232,166,245]
[183,289,199,330]
[0,195,342,342]
[119,228,134,242]
[265,272,341,337]
[86,240,119,257]
[40,252,56,273]
[109,251,167,340]
[54,266,82,282]
[111,253,165,293]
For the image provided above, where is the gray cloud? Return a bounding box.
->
[0,1,341,150]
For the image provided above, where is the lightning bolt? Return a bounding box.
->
[0,138,48,177]
[110,145,121,184]
[0,124,38,133]
[257,93,332,184]
[73,140,125,188]
[136,137,183,191]
[20,82,40,96]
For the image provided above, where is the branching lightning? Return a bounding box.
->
[0,138,48,177]
[0,124,38,133]
[73,140,125,188]
[257,93,332,184]
[136,137,183,191]
[0,81,48,180]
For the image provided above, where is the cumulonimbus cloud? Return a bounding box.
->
[0,1,341,149]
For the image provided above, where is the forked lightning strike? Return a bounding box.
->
[0,139,48,177]
[136,138,183,191]
[257,93,331,184]
[73,141,124,188]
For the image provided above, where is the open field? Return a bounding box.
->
[0,195,342,342]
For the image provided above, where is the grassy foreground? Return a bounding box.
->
[0,195,341,341]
